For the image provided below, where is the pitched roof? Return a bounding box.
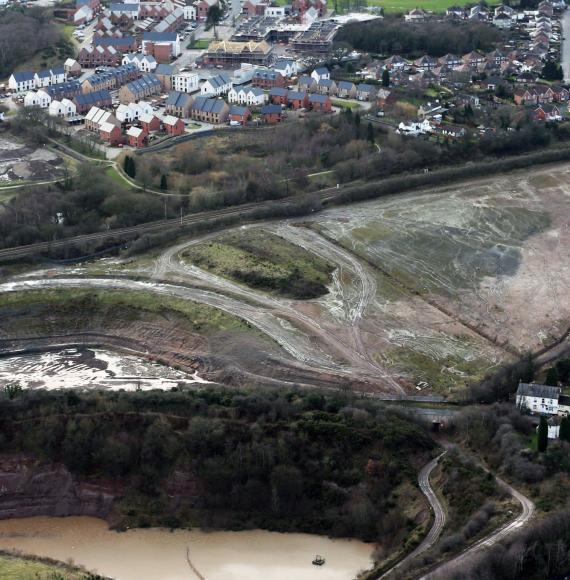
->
[123,74,161,96]
[229,105,249,116]
[517,383,560,399]
[191,96,228,114]
[253,70,281,80]
[269,87,288,96]
[94,36,136,46]
[248,87,264,97]
[288,90,307,100]
[166,90,192,108]
[162,114,183,126]
[139,112,157,123]
[127,126,145,137]
[143,32,178,42]
[74,89,112,106]
[261,104,281,114]
[204,73,231,89]
[309,93,330,103]
[12,71,35,82]
[155,64,174,75]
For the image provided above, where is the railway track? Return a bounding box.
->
[0,188,339,261]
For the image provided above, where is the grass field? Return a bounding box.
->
[331,98,362,110]
[188,39,210,50]
[0,552,91,579]
[105,165,132,189]
[181,229,334,299]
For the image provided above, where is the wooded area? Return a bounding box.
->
[0,387,435,548]
[336,17,502,57]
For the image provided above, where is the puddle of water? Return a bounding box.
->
[0,516,374,580]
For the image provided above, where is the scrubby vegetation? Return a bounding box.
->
[0,7,73,76]
[0,161,173,250]
[0,551,104,580]
[434,449,509,556]
[448,404,570,498]
[180,229,334,299]
[0,387,436,548]
[438,505,570,579]
[0,288,259,337]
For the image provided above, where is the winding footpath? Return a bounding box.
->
[380,452,447,579]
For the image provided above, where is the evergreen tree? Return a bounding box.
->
[545,367,559,387]
[542,60,563,81]
[556,359,570,383]
[354,112,361,128]
[160,174,168,190]
[382,69,390,87]
[130,157,136,179]
[367,122,374,143]
[560,416,570,443]
[538,416,548,453]
[123,155,130,175]
[520,353,535,384]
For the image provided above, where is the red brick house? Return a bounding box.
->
[287,91,309,109]
[309,93,332,112]
[243,0,268,16]
[163,115,185,135]
[127,126,148,148]
[252,70,285,89]
[269,87,288,105]
[99,122,122,146]
[532,103,562,122]
[261,104,282,123]
[552,85,569,102]
[229,105,251,124]
[140,113,161,132]
[195,0,218,21]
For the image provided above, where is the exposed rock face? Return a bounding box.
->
[0,455,116,520]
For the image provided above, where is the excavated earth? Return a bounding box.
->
[3,162,570,396]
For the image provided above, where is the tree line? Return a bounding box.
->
[335,16,502,57]
[0,386,435,547]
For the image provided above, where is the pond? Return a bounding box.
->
[0,516,374,580]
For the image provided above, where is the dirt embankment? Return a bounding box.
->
[0,299,367,392]
[0,454,116,521]
[0,454,201,524]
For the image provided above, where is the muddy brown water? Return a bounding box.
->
[0,516,374,580]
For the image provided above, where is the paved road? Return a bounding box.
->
[381,452,447,579]
[421,462,535,579]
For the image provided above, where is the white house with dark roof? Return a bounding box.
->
[516,383,561,415]
[274,59,298,78]
[311,67,330,83]
[200,73,232,96]
[10,67,66,93]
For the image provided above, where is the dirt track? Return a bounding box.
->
[4,162,570,393]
